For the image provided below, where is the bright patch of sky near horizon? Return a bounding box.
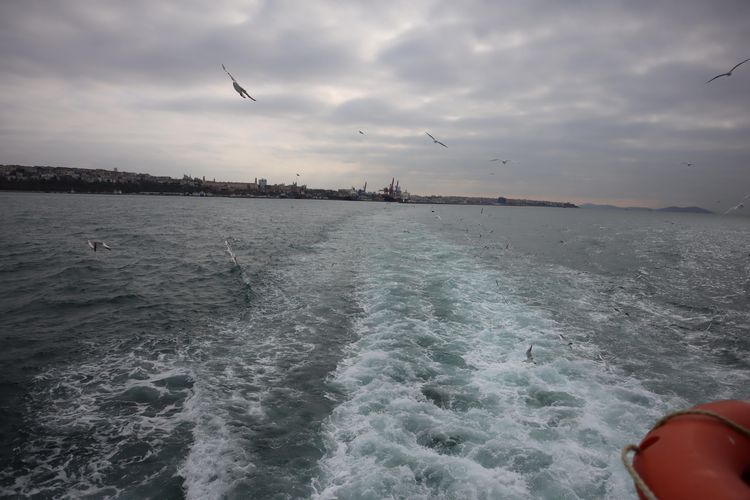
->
[0,0,748,209]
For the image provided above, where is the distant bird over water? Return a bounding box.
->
[425,132,447,148]
[558,333,573,349]
[682,162,695,167]
[222,64,256,101]
[724,193,750,215]
[225,240,238,266]
[525,344,536,364]
[87,240,111,252]
[705,57,750,84]
[359,130,365,135]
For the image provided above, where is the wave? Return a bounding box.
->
[312,211,683,499]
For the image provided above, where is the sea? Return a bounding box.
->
[0,191,748,499]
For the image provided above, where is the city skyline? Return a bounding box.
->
[1,1,749,209]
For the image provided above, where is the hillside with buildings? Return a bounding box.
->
[0,164,577,208]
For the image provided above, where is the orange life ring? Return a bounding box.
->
[632,400,750,500]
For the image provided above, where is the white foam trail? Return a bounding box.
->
[181,221,369,498]
[312,211,680,499]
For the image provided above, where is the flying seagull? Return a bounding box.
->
[225,240,238,266]
[558,333,573,349]
[425,132,447,148]
[359,130,365,135]
[87,240,111,252]
[682,162,695,167]
[222,64,256,101]
[723,193,750,215]
[525,344,536,364]
[491,159,512,164]
[706,57,750,84]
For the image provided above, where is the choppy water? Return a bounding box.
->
[1,192,748,499]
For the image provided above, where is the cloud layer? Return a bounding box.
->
[1,0,749,207]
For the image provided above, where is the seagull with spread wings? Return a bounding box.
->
[723,193,750,215]
[706,57,750,84]
[222,64,256,101]
[425,132,447,148]
[87,240,111,252]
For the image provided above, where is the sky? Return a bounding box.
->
[1,0,749,209]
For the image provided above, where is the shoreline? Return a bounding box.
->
[0,188,580,208]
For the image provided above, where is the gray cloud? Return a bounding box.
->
[1,0,749,209]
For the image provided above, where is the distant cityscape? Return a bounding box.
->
[0,164,578,208]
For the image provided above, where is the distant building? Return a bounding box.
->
[202,180,255,193]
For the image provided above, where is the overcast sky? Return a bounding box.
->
[1,0,749,208]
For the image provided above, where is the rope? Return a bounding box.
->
[621,444,658,500]
[621,408,750,500]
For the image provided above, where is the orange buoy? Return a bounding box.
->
[631,400,750,500]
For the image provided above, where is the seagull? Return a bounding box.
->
[425,132,447,148]
[222,64,256,101]
[681,162,696,167]
[525,344,536,364]
[225,240,238,266]
[87,240,111,252]
[491,159,512,165]
[724,193,750,215]
[359,130,365,135]
[706,58,750,84]
[557,333,573,348]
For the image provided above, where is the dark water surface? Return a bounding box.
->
[1,192,748,499]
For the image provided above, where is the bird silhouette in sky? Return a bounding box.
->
[222,64,256,101]
[425,132,447,148]
[705,58,750,84]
